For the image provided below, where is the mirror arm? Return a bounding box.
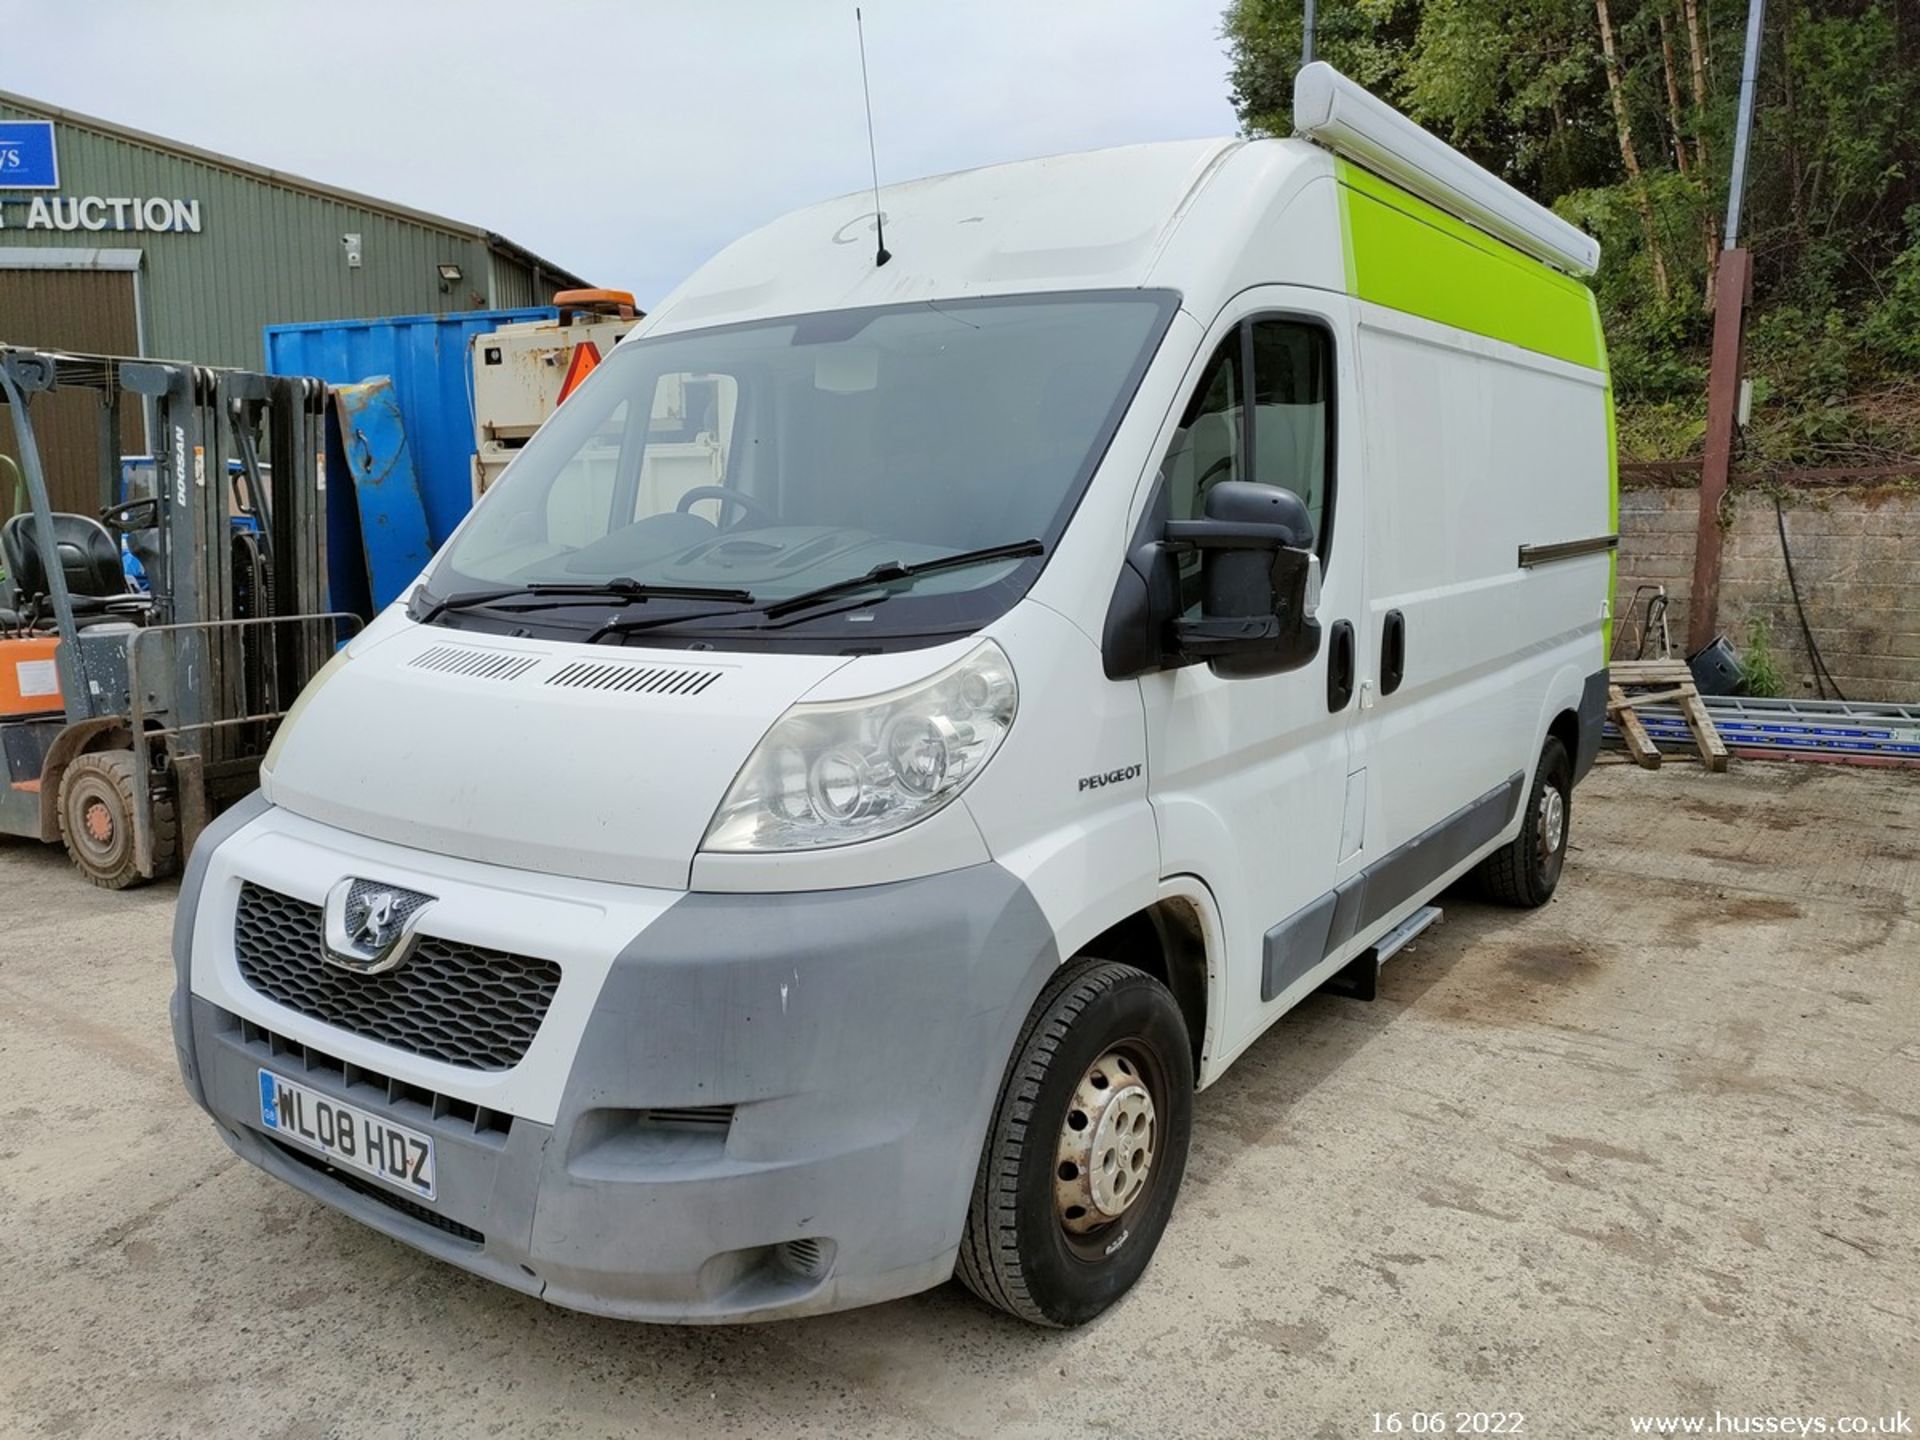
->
[1173,612,1285,655]
[1164,519,1298,550]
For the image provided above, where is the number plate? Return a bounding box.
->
[257,1069,436,1200]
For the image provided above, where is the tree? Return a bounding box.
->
[1221,0,1920,466]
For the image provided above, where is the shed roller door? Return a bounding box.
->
[0,266,142,519]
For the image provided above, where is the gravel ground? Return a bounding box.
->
[1,759,1914,1439]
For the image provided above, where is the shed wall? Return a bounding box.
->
[0,99,572,370]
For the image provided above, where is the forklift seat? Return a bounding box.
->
[1,512,137,617]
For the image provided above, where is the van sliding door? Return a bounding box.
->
[1350,308,1610,931]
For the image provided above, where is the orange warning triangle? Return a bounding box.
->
[556,341,602,404]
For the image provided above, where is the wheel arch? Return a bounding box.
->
[36,718,134,843]
[1546,706,1581,771]
[1072,877,1225,1084]
[1533,659,1601,790]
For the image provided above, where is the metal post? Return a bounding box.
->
[1723,0,1768,248]
[0,358,87,715]
[1301,0,1318,65]
[1687,250,1753,654]
[1686,0,1767,653]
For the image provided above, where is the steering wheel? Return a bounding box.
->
[674,485,778,530]
[102,496,161,534]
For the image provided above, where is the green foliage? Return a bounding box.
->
[1222,0,1920,465]
[1861,207,1920,371]
[1740,616,1783,698]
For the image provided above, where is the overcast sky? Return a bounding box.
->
[1,1,1241,306]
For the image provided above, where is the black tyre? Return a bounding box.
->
[56,749,174,890]
[1476,736,1572,908]
[957,958,1194,1327]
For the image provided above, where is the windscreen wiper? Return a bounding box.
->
[414,579,754,624]
[584,602,768,644]
[757,539,1045,621]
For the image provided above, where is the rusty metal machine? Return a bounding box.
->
[0,347,353,887]
[468,288,643,494]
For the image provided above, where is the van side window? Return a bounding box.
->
[1159,337,1244,612]
[1249,320,1333,549]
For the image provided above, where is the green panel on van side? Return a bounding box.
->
[1334,159,1606,373]
[1336,158,1616,660]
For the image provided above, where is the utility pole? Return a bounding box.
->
[1686,0,1766,654]
[1302,0,1317,65]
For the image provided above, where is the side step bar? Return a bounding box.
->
[1318,905,1443,1001]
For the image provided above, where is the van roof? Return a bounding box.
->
[642,137,1333,336]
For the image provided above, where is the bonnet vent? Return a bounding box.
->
[545,661,725,696]
[408,644,542,681]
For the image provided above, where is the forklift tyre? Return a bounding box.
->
[55,750,176,890]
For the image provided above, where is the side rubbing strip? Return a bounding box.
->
[1325,872,1368,955]
[1262,890,1338,1003]
[1518,534,1618,568]
[1358,772,1524,935]
[1261,771,1528,1005]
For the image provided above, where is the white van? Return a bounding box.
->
[172,66,1616,1328]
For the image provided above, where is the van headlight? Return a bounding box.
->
[702,640,1017,852]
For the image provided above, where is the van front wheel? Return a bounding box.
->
[956,959,1193,1327]
[1476,736,1572,908]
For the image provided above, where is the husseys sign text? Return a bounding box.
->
[0,120,203,234]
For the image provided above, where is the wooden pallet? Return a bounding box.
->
[1608,661,1729,772]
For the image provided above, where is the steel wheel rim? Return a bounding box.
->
[1538,785,1567,865]
[1054,1044,1164,1254]
[68,776,127,866]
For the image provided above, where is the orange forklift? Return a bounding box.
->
[0,346,351,887]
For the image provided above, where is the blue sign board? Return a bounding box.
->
[0,121,58,189]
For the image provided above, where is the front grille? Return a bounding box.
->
[234,882,560,1071]
[223,1010,514,1142]
[270,1138,485,1246]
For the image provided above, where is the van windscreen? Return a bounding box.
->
[426,290,1175,650]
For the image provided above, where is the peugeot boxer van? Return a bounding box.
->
[172,66,1617,1327]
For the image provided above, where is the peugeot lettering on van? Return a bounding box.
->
[173,65,1617,1327]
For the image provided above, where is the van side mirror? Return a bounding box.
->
[1168,481,1323,679]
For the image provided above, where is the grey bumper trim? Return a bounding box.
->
[171,788,271,1109]
[1573,668,1609,783]
[184,860,1060,1322]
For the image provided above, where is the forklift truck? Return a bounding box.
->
[0,346,354,887]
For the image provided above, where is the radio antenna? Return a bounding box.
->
[855,7,892,267]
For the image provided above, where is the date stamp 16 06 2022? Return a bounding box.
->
[1372,1414,1525,1435]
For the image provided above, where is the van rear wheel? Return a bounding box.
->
[956,958,1193,1328]
[1476,736,1572,908]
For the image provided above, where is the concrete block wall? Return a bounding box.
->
[1614,487,1920,703]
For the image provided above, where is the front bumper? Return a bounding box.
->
[173,801,1059,1322]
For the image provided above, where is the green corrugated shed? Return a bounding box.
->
[0,89,590,369]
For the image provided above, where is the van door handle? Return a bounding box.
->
[1327,619,1355,712]
[1381,609,1406,696]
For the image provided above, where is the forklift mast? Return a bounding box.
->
[0,346,355,888]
